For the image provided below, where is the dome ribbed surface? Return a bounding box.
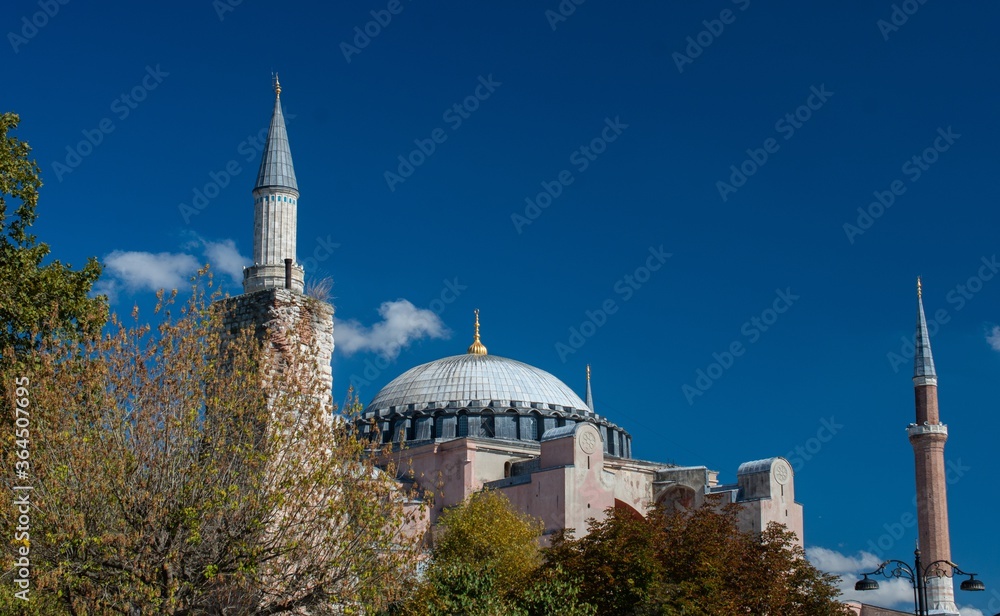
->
[366,354,588,414]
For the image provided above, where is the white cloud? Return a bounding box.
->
[807,546,914,610]
[335,300,449,360]
[805,546,881,574]
[94,237,249,303]
[199,238,246,284]
[986,325,1000,351]
[99,250,200,300]
[836,576,915,609]
[810,547,992,616]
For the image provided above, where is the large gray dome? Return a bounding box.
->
[361,352,631,458]
[366,354,588,414]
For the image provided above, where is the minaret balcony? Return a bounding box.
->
[906,422,948,438]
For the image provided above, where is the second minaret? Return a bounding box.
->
[909,279,959,616]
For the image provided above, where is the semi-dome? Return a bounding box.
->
[367,354,589,414]
[360,313,632,458]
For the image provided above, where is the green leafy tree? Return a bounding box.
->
[0,112,105,365]
[397,490,595,616]
[0,280,425,614]
[433,489,543,593]
[516,566,597,616]
[543,510,669,615]
[543,503,851,616]
[652,503,848,615]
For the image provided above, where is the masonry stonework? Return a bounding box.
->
[217,289,335,412]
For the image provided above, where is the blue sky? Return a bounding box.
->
[5,0,1000,611]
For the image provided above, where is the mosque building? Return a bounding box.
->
[225,78,807,544]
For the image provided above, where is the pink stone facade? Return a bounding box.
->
[390,423,803,545]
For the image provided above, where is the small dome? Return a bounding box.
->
[737,458,779,475]
[366,354,589,414]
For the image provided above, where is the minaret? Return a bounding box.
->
[908,278,959,616]
[218,77,334,415]
[244,74,304,294]
[585,364,595,415]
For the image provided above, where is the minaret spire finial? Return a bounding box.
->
[273,72,281,97]
[917,276,922,298]
[467,309,487,355]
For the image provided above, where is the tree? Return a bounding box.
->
[543,502,851,616]
[653,503,848,615]
[396,490,595,616]
[0,110,105,614]
[0,112,105,366]
[0,279,425,614]
[542,510,668,615]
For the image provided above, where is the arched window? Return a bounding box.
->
[496,410,517,440]
[541,415,558,438]
[457,410,469,438]
[518,412,536,441]
[479,410,495,438]
[414,415,433,441]
[530,411,544,440]
[392,417,410,443]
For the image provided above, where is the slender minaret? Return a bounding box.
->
[909,278,959,616]
[585,364,594,415]
[219,77,334,415]
[244,74,304,294]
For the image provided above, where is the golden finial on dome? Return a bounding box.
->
[273,73,281,97]
[917,276,922,298]
[467,309,488,355]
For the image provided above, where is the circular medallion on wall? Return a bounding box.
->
[773,459,790,485]
[579,429,598,454]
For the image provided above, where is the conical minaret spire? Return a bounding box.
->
[244,75,304,294]
[255,74,298,193]
[914,277,937,385]
[908,279,959,615]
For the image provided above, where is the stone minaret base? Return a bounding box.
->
[924,575,959,616]
[217,289,334,414]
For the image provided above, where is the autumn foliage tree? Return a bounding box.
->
[1,278,425,614]
[544,502,851,616]
[396,490,595,616]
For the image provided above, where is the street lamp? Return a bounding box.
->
[855,547,984,616]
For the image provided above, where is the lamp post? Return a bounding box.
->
[855,547,984,616]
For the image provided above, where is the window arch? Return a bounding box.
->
[414,414,433,441]
[479,409,495,438]
[496,409,517,440]
[391,417,410,443]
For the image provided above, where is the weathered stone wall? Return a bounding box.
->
[216,288,334,411]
